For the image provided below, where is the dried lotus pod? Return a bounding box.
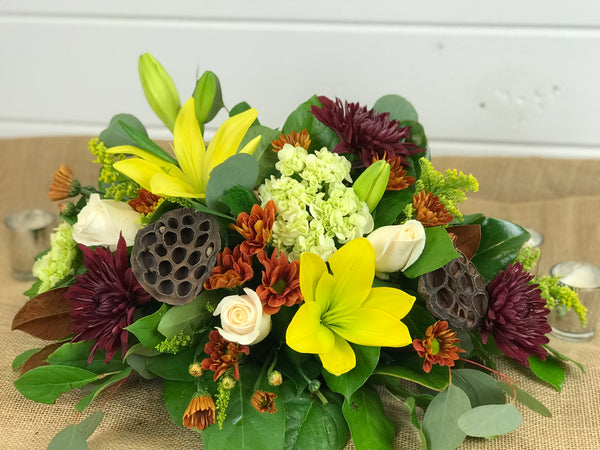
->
[418,252,489,330]
[131,208,220,305]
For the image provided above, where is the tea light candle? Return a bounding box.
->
[551,262,600,289]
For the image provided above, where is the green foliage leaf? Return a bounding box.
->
[282,95,339,151]
[230,101,260,126]
[157,290,216,338]
[278,347,322,395]
[12,348,41,370]
[118,120,178,165]
[403,227,460,279]
[404,397,428,449]
[220,185,259,217]
[422,384,471,450]
[373,94,419,122]
[47,411,104,450]
[400,119,428,149]
[322,345,380,398]
[497,381,551,417]
[76,367,132,412]
[125,303,169,348]
[544,344,584,372]
[98,113,147,148]
[205,153,259,213]
[145,346,197,381]
[163,379,199,427]
[342,385,394,450]
[458,404,522,437]
[47,341,126,374]
[281,383,348,450]
[452,369,505,407]
[124,344,160,379]
[372,353,449,392]
[14,365,99,404]
[372,189,414,228]
[242,124,281,183]
[527,354,565,392]
[471,217,529,281]
[384,383,433,408]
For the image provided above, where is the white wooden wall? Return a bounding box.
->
[1,1,600,158]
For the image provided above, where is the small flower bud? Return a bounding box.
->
[188,362,203,378]
[68,179,81,197]
[221,374,237,390]
[58,201,77,216]
[268,370,283,386]
[353,160,390,212]
[193,71,225,126]
[307,379,321,393]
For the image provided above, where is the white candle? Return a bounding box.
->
[552,262,600,289]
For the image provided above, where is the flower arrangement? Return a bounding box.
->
[11,53,585,450]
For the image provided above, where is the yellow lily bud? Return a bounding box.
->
[193,71,225,126]
[353,160,390,212]
[138,53,181,132]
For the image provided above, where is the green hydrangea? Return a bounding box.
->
[32,222,78,294]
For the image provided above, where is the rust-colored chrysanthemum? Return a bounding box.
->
[182,394,216,431]
[413,190,453,227]
[311,96,425,168]
[203,245,254,290]
[372,154,416,190]
[413,320,465,373]
[201,330,250,381]
[255,249,303,315]
[272,129,311,152]
[230,200,276,256]
[128,188,162,215]
[48,165,78,201]
[251,391,278,414]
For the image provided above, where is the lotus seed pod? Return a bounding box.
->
[131,208,220,305]
[418,252,489,330]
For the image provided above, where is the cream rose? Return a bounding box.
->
[367,220,426,278]
[214,288,272,346]
[72,193,142,247]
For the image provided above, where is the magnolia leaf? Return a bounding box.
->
[446,224,481,260]
[19,342,62,374]
[458,404,522,437]
[76,367,132,412]
[14,365,99,404]
[403,227,460,279]
[125,303,169,349]
[497,381,551,417]
[527,354,565,392]
[98,113,147,148]
[322,344,380,398]
[205,153,259,213]
[452,369,505,407]
[372,353,449,392]
[47,341,126,374]
[422,384,471,450]
[372,189,414,228]
[373,94,419,122]
[47,411,104,450]
[11,287,73,340]
[342,385,394,450]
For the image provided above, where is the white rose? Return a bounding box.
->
[367,220,426,278]
[72,193,142,247]
[214,288,272,346]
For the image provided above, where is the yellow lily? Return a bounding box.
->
[107,98,261,199]
[286,237,415,375]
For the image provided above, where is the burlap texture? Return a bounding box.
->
[1,137,599,449]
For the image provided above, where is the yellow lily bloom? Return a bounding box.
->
[107,98,261,199]
[286,237,415,376]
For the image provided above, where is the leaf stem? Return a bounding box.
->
[459,357,518,402]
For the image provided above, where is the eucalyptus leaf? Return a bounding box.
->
[497,381,551,417]
[373,94,419,122]
[527,354,565,392]
[452,369,505,407]
[14,365,99,404]
[205,153,259,213]
[125,303,169,349]
[47,411,104,450]
[342,385,394,450]
[422,384,471,450]
[457,404,522,437]
[403,227,460,279]
[322,344,380,398]
[76,367,132,412]
[372,353,449,392]
[241,124,281,183]
[399,119,428,149]
[98,113,147,148]
[157,290,216,338]
[282,95,339,151]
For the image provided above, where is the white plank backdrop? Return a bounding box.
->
[1,1,600,157]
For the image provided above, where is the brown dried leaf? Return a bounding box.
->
[20,342,63,375]
[11,287,73,340]
[446,225,481,260]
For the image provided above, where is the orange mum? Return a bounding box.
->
[413,190,453,227]
[413,320,465,373]
[271,129,311,152]
[201,330,250,381]
[230,200,276,256]
[128,188,162,215]
[251,391,278,414]
[203,245,254,290]
[48,164,77,201]
[372,154,415,191]
[182,394,216,430]
[256,249,303,315]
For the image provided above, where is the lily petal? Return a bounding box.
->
[149,171,201,198]
[319,333,356,376]
[330,307,412,348]
[361,287,415,320]
[286,302,334,354]
[113,159,163,192]
[107,145,184,178]
[299,251,328,303]
[238,135,262,155]
[173,98,206,192]
[315,272,336,314]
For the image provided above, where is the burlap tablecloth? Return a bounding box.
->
[1,137,599,449]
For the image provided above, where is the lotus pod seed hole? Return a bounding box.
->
[195,234,208,247]
[164,231,178,245]
[158,280,174,295]
[158,225,166,234]
[437,288,453,308]
[182,214,195,225]
[155,244,167,257]
[188,251,202,266]
[158,261,172,277]
[138,251,156,269]
[174,266,189,280]
[180,227,194,244]
[199,220,211,231]
[177,282,192,297]
[168,217,180,228]
[172,247,187,264]
[144,271,157,284]
[194,266,207,280]
[141,232,158,247]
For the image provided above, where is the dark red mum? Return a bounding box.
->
[66,234,151,364]
[481,262,551,366]
[310,96,425,168]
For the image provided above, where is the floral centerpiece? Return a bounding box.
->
[11,54,585,450]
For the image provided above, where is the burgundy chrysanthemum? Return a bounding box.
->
[66,234,151,364]
[481,262,551,366]
[310,96,425,168]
